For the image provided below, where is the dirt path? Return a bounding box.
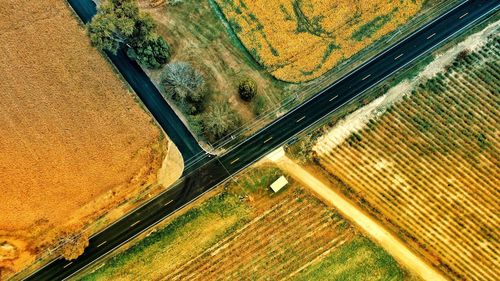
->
[268,151,447,281]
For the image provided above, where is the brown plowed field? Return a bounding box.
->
[0,0,180,276]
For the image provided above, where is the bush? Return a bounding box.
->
[58,232,89,261]
[238,78,257,101]
[203,102,241,142]
[161,62,207,114]
[252,95,267,116]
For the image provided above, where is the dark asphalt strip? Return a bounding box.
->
[22,0,499,280]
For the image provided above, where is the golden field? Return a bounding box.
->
[0,0,181,276]
[215,0,423,82]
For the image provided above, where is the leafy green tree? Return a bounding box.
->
[88,0,170,68]
[203,103,241,142]
[238,78,257,101]
[127,36,170,69]
[88,0,139,54]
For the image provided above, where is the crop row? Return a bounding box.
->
[315,38,499,281]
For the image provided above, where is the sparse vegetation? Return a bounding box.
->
[137,0,293,143]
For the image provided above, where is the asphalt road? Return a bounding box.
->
[23,0,499,280]
[65,0,203,163]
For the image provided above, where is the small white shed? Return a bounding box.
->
[270,176,288,193]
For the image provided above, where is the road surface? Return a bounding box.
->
[23,0,498,280]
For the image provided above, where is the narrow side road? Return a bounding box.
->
[270,151,448,281]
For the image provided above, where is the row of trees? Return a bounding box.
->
[88,0,170,69]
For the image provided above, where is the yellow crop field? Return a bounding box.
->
[314,38,500,281]
[215,0,423,82]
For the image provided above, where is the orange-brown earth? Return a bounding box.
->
[0,0,181,276]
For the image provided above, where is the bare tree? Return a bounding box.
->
[161,62,207,114]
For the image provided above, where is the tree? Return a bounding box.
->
[88,0,139,54]
[203,102,241,142]
[88,0,170,68]
[238,78,257,101]
[161,62,207,114]
[58,232,89,260]
[127,36,170,69]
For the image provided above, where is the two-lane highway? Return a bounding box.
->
[23,0,499,280]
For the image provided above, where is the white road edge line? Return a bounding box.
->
[329,95,339,102]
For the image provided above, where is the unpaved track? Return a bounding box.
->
[270,153,447,281]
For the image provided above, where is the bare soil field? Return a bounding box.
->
[215,0,424,82]
[77,165,410,280]
[314,27,500,281]
[0,0,182,277]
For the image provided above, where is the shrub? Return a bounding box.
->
[252,95,267,116]
[238,78,257,101]
[161,62,207,114]
[203,102,241,142]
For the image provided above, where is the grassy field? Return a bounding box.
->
[0,0,181,277]
[214,0,424,82]
[314,31,500,281]
[76,165,411,280]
